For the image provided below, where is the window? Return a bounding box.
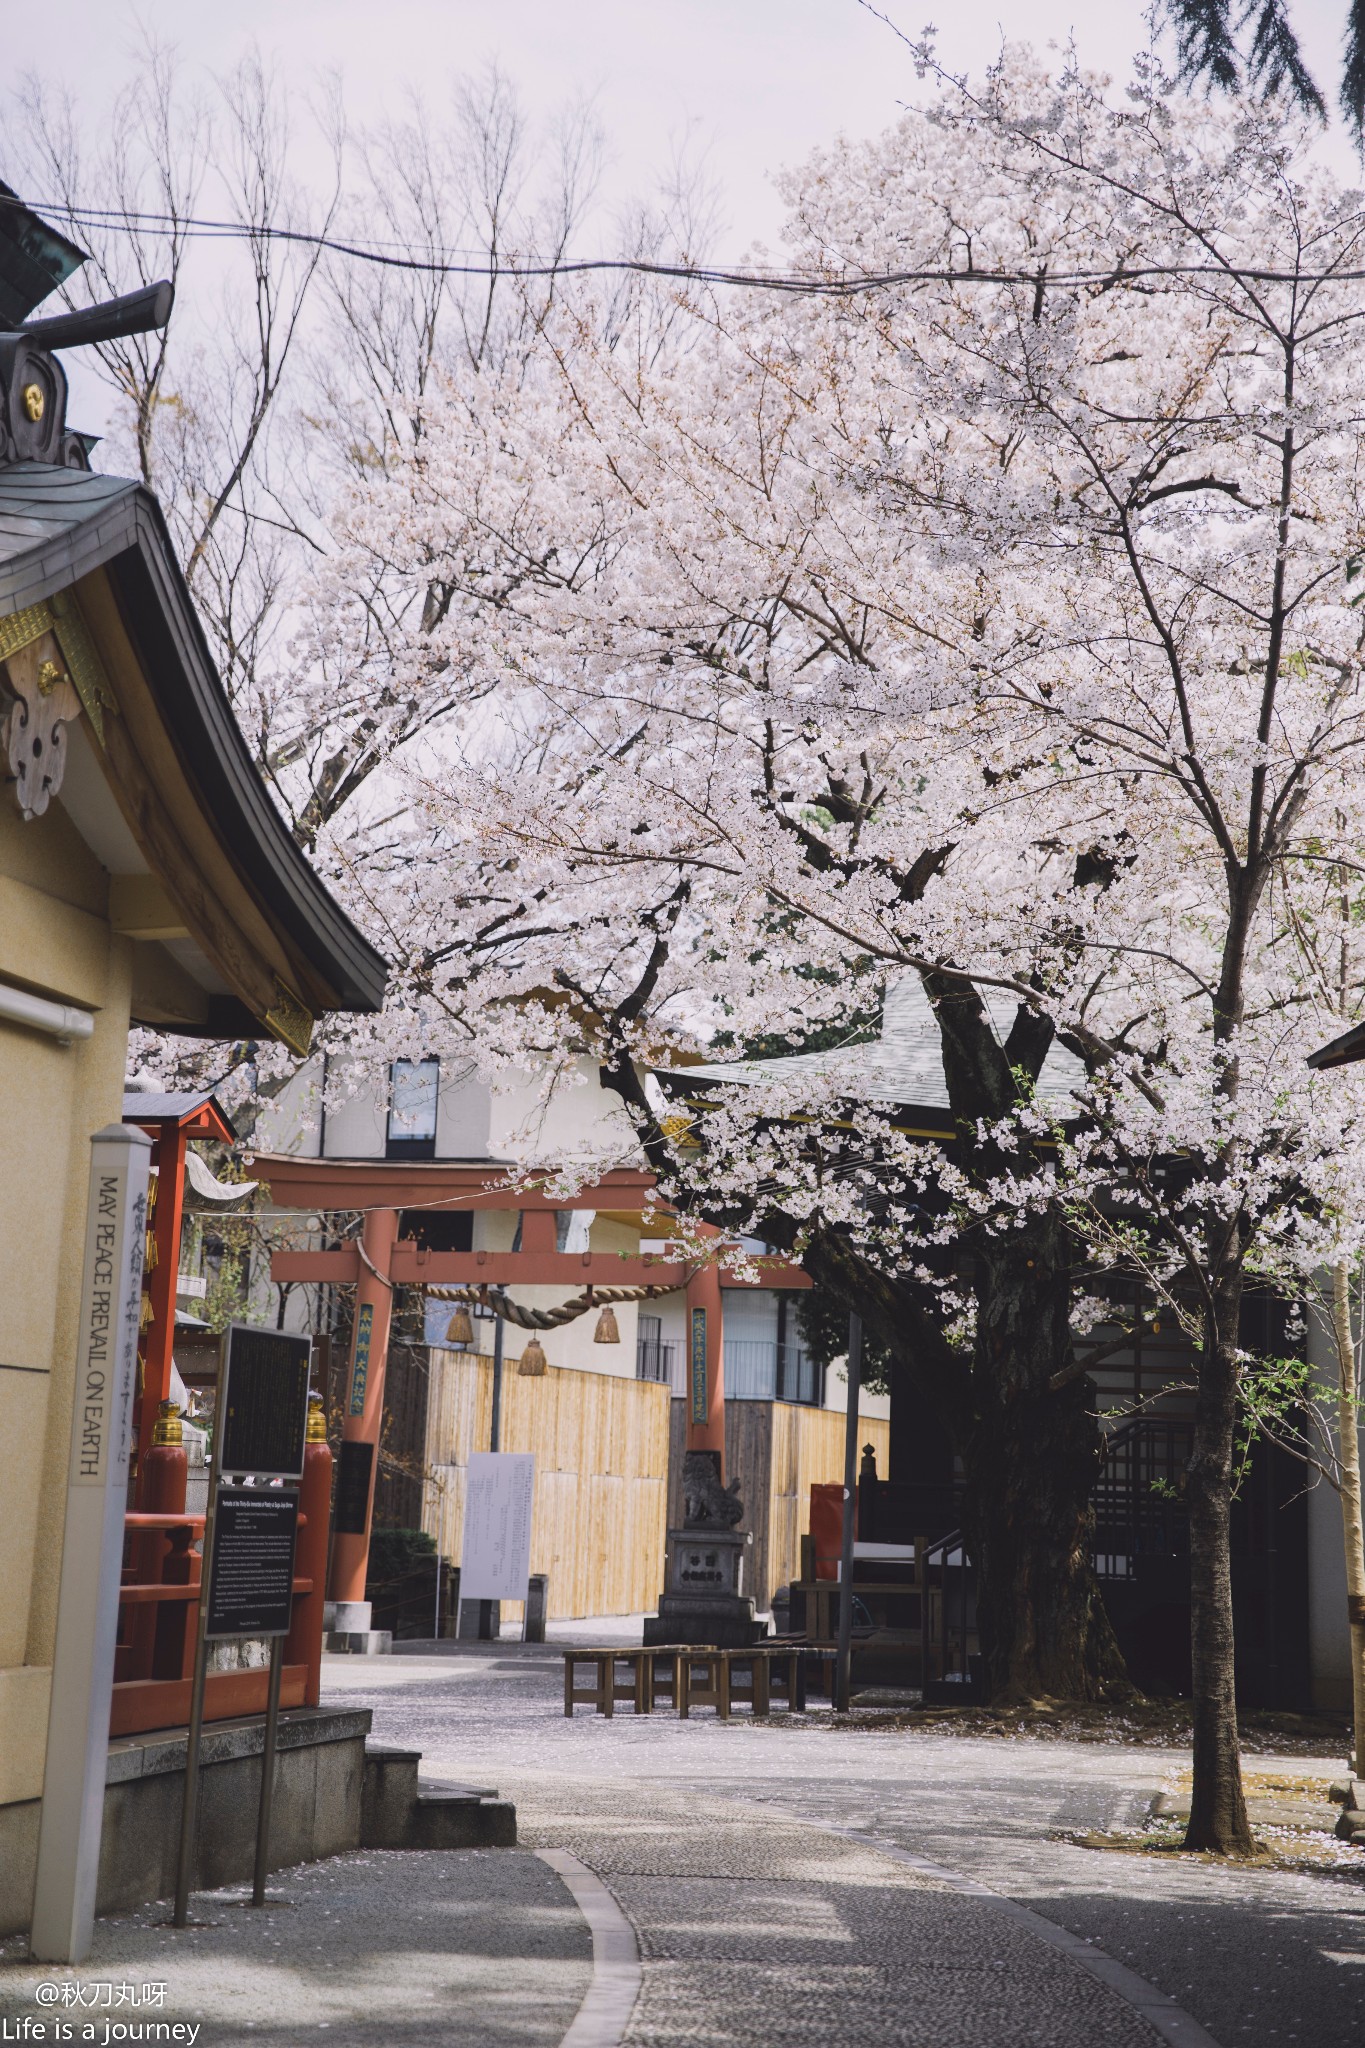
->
[386,1057,439,1159]
[636,1314,680,1388]
[398,1208,472,1252]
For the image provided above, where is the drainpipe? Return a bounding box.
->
[0,977,94,1042]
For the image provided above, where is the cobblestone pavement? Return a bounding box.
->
[324,1645,1365,2048]
[0,1847,591,2048]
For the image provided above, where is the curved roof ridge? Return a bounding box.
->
[0,460,386,1016]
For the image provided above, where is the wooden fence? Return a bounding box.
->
[424,1347,671,1620]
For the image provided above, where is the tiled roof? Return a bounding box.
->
[0,462,387,1016]
[677,977,1085,1114]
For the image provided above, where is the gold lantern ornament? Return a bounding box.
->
[593,1303,620,1344]
[445,1301,475,1346]
[517,1334,548,1376]
[151,1399,183,1446]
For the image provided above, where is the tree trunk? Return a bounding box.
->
[964,1222,1125,1700]
[806,1220,1124,1701]
[1330,1259,1365,1779]
[1184,1283,1254,1854]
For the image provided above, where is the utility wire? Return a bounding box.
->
[8,189,1365,294]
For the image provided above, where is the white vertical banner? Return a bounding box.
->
[459,1452,535,1601]
[30,1124,151,1963]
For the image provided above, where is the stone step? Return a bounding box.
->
[410,1785,517,1850]
[361,1745,516,1849]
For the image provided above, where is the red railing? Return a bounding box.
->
[112,1437,333,1738]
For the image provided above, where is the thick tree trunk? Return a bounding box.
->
[806,1221,1122,1699]
[1184,1283,1254,1855]
[964,1223,1125,1700]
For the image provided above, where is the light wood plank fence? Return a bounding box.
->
[423,1347,671,1620]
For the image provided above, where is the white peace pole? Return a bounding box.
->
[30,1124,152,1963]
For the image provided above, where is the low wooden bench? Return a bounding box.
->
[563,1645,707,1716]
[678,1648,727,1718]
[563,1648,643,1717]
[719,1646,770,1715]
[764,1642,837,1711]
[719,1644,838,1715]
[563,1642,838,1718]
[643,1646,700,1711]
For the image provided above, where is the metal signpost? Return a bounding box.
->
[173,1325,311,1925]
[30,1125,152,1964]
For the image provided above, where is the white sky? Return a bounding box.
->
[30,0,1362,249]
[18,0,1362,434]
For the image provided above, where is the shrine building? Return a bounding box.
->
[0,192,386,1930]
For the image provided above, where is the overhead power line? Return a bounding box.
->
[7,190,1365,295]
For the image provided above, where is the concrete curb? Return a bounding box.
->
[536,1848,642,2048]
[789,1810,1225,2048]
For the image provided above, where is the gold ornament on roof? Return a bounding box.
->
[264,978,314,1057]
[21,383,44,423]
[0,596,117,748]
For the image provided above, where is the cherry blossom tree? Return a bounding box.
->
[312,46,1365,1850]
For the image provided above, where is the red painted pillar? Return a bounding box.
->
[328,1205,399,1605]
[127,1405,190,1681]
[684,1265,725,1473]
[134,1121,187,1500]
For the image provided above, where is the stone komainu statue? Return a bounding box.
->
[682,1450,744,1528]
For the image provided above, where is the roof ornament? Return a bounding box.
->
[0,181,173,471]
[0,185,175,815]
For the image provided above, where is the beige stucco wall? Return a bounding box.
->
[0,797,133,1806]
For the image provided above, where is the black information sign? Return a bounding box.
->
[219,1325,312,1479]
[205,1487,300,1637]
[333,1439,374,1536]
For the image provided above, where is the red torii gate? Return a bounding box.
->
[260,1154,809,1608]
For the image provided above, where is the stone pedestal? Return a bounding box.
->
[644,1525,763,1648]
[323,1598,392,1657]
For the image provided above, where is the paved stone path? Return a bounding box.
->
[327,1643,1365,2048]
[514,1775,1166,2047]
[5,1645,1361,2047]
[0,1846,592,2048]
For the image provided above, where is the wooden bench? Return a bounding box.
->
[718,1644,838,1714]
[563,1648,642,1717]
[563,1642,839,1718]
[643,1647,697,1711]
[563,1645,707,1716]
[678,1648,727,1717]
[720,1646,771,1715]
[764,1642,837,1710]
